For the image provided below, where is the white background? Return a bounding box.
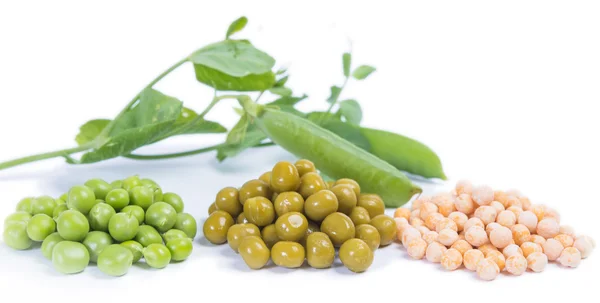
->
[1,0,599,302]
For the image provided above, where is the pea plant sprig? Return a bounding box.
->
[0,16,446,181]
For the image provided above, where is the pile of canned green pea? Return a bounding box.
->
[203,159,397,273]
[3,176,197,276]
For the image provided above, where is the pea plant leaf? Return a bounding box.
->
[343,53,352,77]
[274,75,289,87]
[326,86,342,103]
[268,86,292,96]
[352,65,376,80]
[225,16,248,39]
[267,95,307,107]
[75,119,110,146]
[338,99,362,125]
[193,64,275,92]
[189,40,275,77]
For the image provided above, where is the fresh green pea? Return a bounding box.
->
[135,225,163,247]
[143,243,171,269]
[4,211,32,226]
[120,205,145,224]
[67,185,97,215]
[84,178,112,200]
[140,178,158,187]
[120,240,143,263]
[41,232,64,260]
[162,192,184,213]
[31,195,57,216]
[53,204,69,219]
[26,214,56,241]
[55,198,66,206]
[108,213,139,242]
[239,99,422,207]
[166,238,193,261]
[122,175,142,191]
[130,186,154,210]
[97,244,133,276]
[52,241,90,274]
[3,221,32,250]
[173,213,197,239]
[110,180,123,189]
[145,202,177,233]
[59,193,68,202]
[105,188,130,211]
[82,231,114,263]
[57,210,90,241]
[88,203,116,232]
[162,229,189,243]
[15,197,34,214]
[141,179,163,202]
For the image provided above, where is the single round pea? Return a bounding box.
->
[55,197,66,206]
[122,175,142,191]
[84,178,112,200]
[349,206,371,226]
[331,184,357,215]
[261,224,280,249]
[271,241,305,268]
[166,238,193,261]
[53,204,68,219]
[143,243,171,269]
[294,159,316,177]
[108,213,139,242]
[306,232,335,269]
[3,221,32,250]
[271,161,301,192]
[31,195,57,217]
[130,186,154,211]
[355,224,381,251]
[297,172,327,199]
[208,202,218,215]
[41,232,64,260]
[4,211,32,226]
[300,221,321,247]
[120,240,144,263]
[26,214,56,241]
[370,214,397,246]
[82,231,114,263]
[358,194,385,218]
[275,212,308,242]
[203,210,234,244]
[320,212,356,247]
[227,223,261,252]
[120,205,145,224]
[67,185,97,215]
[143,182,164,203]
[304,190,339,222]
[273,191,304,217]
[239,179,272,205]
[140,178,158,187]
[16,197,34,214]
[110,180,123,189]
[243,197,275,227]
[174,213,197,239]
[88,203,116,232]
[52,241,90,274]
[135,225,163,247]
[215,187,241,217]
[57,210,90,241]
[339,238,373,273]
[162,229,189,243]
[258,171,271,185]
[238,236,270,269]
[105,188,130,211]
[162,192,184,213]
[236,213,248,224]
[145,202,177,232]
[97,244,133,276]
[334,179,361,198]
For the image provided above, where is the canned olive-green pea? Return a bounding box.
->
[239,236,270,270]
[271,241,305,268]
[203,210,234,244]
[306,232,335,269]
[273,191,304,217]
[331,184,357,215]
[358,194,385,218]
[355,224,381,251]
[339,238,373,273]
[236,213,249,224]
[227,223,260,252]
[300,220,321,247]
[334,179,361,198]
[304,190,339,222]
[239,179,272,205]
[320,212,355,247]
[297,172,327,199]
[369,214,397,246]
[275,212,308,242]
[261,224,280,249]
[208,202,218,215]
[215,187,242,217]
[350,206,371,226]
[294,159,316,177]
[243,197,275,227]
[270,161,301,192]
[258,171,271,185]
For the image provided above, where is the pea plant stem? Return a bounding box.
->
[320,76,349,124]
[124,142,274,160]
[0,143,95,171]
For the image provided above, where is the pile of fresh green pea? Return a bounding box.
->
[204,159,397,273]
[2,175,197,276]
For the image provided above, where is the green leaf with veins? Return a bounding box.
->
[189,40,275,77]
[194,64,275,91]
[326,86,342,103]
[274,75,288,87]
[267,95,307,107]
[343,53,352,77]
[338,99,362,124]
[75,119,110,146]
[269,87,292,96]
[226,16,248,39]
[352,65,376,80]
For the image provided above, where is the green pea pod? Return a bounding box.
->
[239,98,422,207]
[360,128,447,180]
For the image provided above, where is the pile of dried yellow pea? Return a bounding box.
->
[394,180,595,281]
